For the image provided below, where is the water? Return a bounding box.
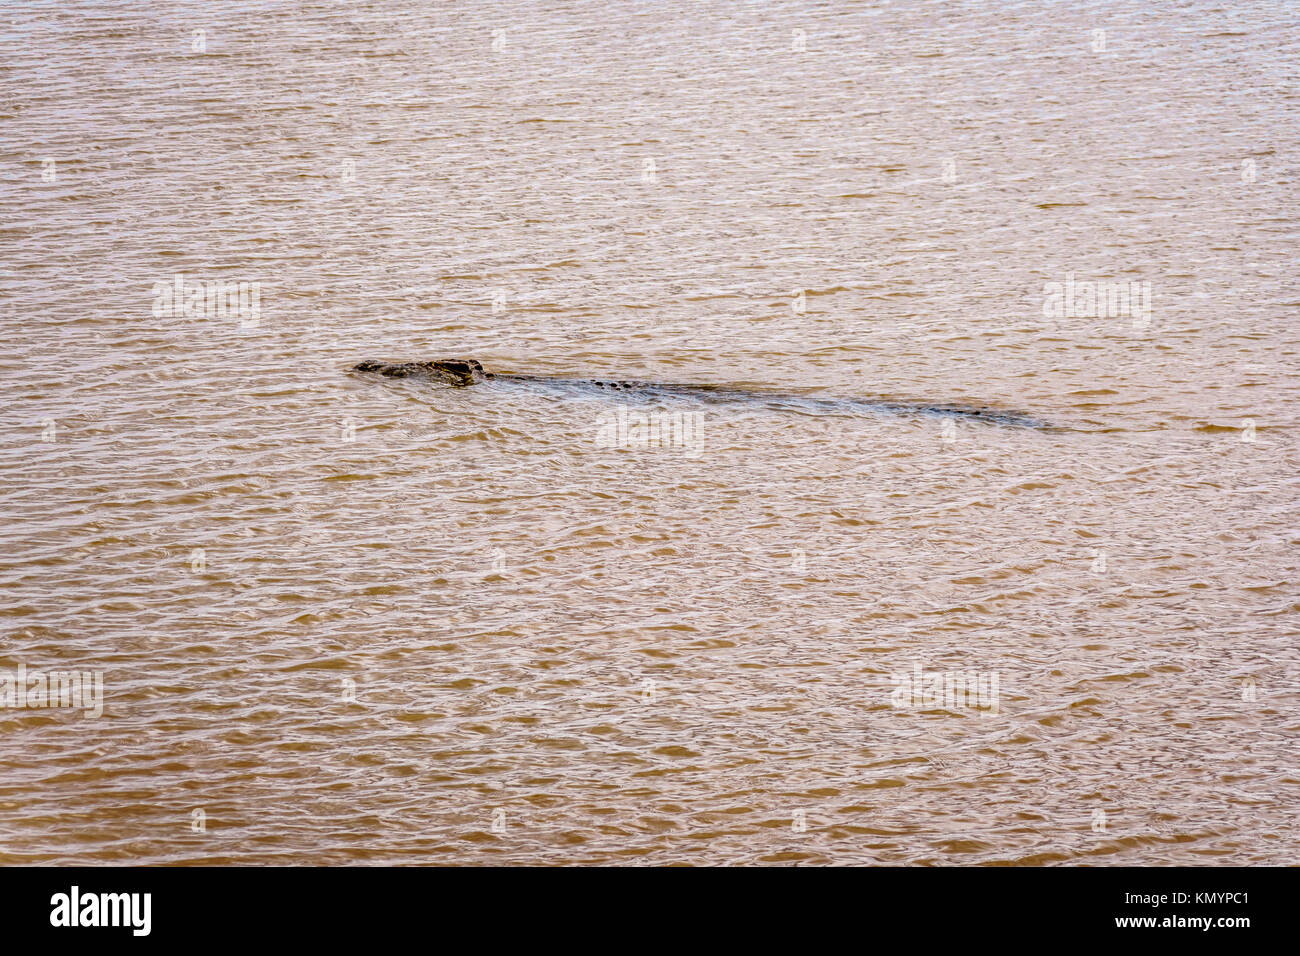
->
[1,0,1296,865]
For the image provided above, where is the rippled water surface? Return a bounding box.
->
[1,0,1297,865]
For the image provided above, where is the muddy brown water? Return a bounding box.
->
[0,1,1296,864]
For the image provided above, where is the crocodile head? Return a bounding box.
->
[352,359,486,386]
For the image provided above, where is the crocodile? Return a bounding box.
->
[350,358,1048,428]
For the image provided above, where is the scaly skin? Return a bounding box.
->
[352,359,486,386]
